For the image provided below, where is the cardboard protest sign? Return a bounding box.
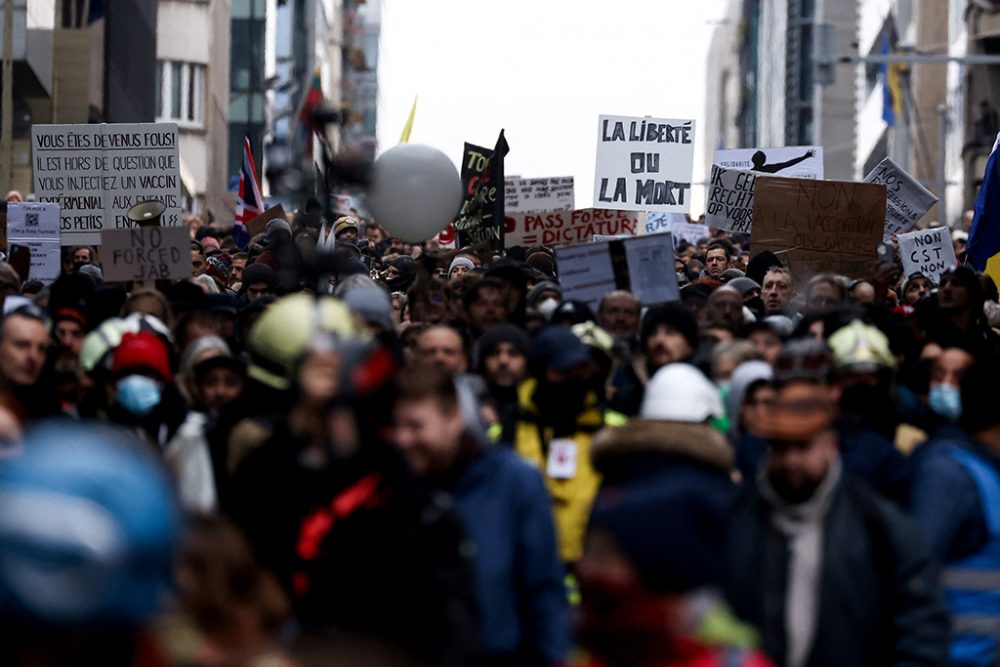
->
[556,233,679,309]
[454,131,509,250]
[246,204,287,239]
[100,226,192,282]
[751,177,885,285]
[32,123,182,246]
[862,158,938,242]
[897,227,957,285]
[7,203,61,281]
[705,165,757,232]
[714,146,823,179]
[505,176,574,213]
[594,115,695,213]
[504,208,639,247]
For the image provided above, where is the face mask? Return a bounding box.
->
[116,375,162,416]
[538,298,560,321]
[929,384,962,422]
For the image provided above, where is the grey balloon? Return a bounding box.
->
[365,144,463,243]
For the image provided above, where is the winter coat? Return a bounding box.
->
[725,471,950,667]
[451,445,570,666]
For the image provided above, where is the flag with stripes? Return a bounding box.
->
[234,136,263,249]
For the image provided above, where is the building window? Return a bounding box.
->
[156,60,206,128]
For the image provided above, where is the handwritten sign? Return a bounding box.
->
[556,234,679,309]
[100,226,192,282]
[504,176,574,213]
[504,208,639,247]
[594,115,695,213]
[454,132,508,250]
[32,123,182,246]
[751,177,885,285]
[705,165,757,232]
[862,158,939,242]
[897,227,957,285]
[714,146,823,179]
[7,203,61,282]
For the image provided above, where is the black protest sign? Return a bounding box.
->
[101,226,192,282]
[454,130,509,251]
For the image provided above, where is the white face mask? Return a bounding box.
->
[538,298,560,321]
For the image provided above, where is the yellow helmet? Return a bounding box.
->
[828,320,896,373]
[247,293,357,391]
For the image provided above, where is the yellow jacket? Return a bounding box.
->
[511,378,606,562]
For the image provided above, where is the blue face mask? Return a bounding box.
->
[929,384,962,422]
[116,375,162,416]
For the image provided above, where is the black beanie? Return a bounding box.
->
[475,324,532,371]
[746,251,783,287]
[640,303,699,352]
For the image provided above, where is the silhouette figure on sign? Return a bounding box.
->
[751,149,816,174]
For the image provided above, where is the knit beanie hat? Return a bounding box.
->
[640,303,699,352]
[448,256,475,278]
[475,324,532,371]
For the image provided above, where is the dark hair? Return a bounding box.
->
[394,364,458,412]
[962,356,1000,433]
[462,276,507,311]
[706,239,735,259]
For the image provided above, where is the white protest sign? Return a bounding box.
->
[555,242,617,309]
[505,176,574,213]
[623,233,680,304]
[100,226,192,282]
[504,208,639,247]
[714,146,823,179]
[863,158,939,242]
[646,211,710,246]
[594,115,695,213]
[7,203,61,281]
[705,165,757,232]
[897,227,957,286]
[32,122,182,246]
[593,234,631,242]
[644,212,687,235]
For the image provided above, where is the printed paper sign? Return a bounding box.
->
[594,115,695,213]
[751,177,885,285]
[705,165,757,232]
[714,146,824,179]
[100,226,192,282]
[504,208,639,247]
[644,212,687,235]
[645,211,709,245]
[7,203,61,281]
[32,122,182,246]
[505,176,574,213]
[897,227,957,285]
[863,157,939,242]
[623,233,680,304]
[555,242,618,309]
[556,234,679,309]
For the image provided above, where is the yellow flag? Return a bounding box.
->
[399,96,418,143]
[986,251,1000,295]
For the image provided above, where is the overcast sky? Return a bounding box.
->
[377,1,728,215]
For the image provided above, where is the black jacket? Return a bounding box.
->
[724,472,949,667]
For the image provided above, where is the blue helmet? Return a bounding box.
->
[0,420,180,626]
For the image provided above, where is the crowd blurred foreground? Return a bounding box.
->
[7,128,1000,667]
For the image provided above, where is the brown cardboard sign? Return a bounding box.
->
[100,226,192,282]
[246,204,287,239]
[751,177,886,286]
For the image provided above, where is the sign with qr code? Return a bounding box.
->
[7,203,61,282]
[31,122,181,246]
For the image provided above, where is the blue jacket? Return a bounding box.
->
[451,445,570,666]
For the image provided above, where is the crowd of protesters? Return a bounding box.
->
[2,196,1000,667]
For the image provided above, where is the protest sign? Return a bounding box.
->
[897,227,957,285]
[100,226,192,282]
[32,123,182,246]
[714,146,823,179]
[7,203,61,281]
[644,212,686,235]
[454,131,509,250]
[751,177,885,285]
[556,233,679,309]
[862,158,938,242]
[705,165,757,232]
[505,176,574,213]
[246,204,287,239]
[594,115,695,213]
[505,208,639,247]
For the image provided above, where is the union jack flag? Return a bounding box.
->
[234,136,263,249]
